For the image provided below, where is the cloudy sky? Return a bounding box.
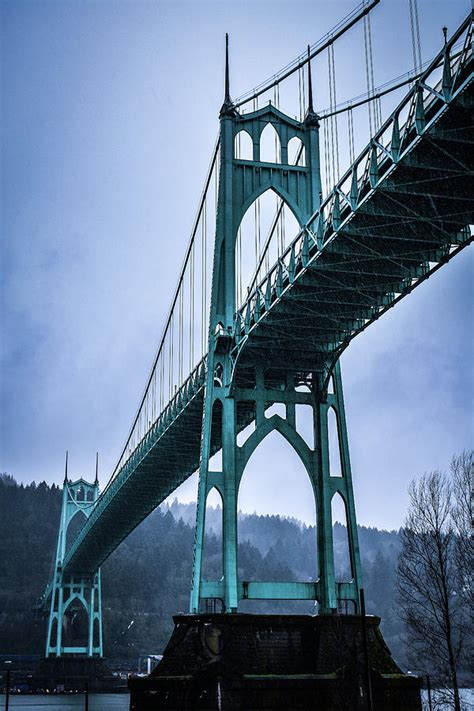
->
[1,0,472,531]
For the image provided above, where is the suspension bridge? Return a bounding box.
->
[45,2,473,658]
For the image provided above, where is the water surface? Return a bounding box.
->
[6,694,129,710]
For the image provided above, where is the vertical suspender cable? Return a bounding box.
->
[168,326,172,402]
[201,207,206,357]
[171,313,175,395]
[256,195,261,281]
[298,66,303,121]
[331,44,340,181]
[323,118,330,195]
[363,14,373,136]
[327,44,339,188]
[301,66,306,118]
[161,352,164,411]
[190,243,194,371]
[409,0,422,74]
[367,12,376,129]
[238,226,242,307]
[277,82,285,251]
[409,0,417,72]
[367,12,381,130]
[413,0,422,72]
[363,8,381,133]
[254,201,258,274]
[273,87,281,258]
[179,285,183,385]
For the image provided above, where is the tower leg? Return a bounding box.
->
[190,357,363,615]
[46,573,103,657]
[332,361,363,606]
[221,362,239,612]
[316,361,363,613]
[315,378,337,613]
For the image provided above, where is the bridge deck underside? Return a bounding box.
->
[238,90,473,372]
[64,390,205,572]
[65,75,473,576]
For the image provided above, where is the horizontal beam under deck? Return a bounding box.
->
[200,580,358,602]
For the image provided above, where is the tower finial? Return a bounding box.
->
[307,45,314,113]
[95,452,99,485]
[225,33,230,103]
[64,450,68,484]
[220,33,236,118]
[305,45,319,127]
[442,26,448,45]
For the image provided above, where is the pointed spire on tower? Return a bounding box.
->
[220,33,237,119]
[225,33,231,103]
[307,45,314,113]
[94,452,99,486]
[64,450,69,484]
[305,45,319,127]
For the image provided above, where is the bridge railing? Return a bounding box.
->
[63,354,208,570]
[100,355,208,499]
[233,13,472,345]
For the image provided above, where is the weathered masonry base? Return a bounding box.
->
[129,613,421,710]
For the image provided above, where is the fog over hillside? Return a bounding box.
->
[0,475,404,663]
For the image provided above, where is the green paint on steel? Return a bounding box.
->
[49,13,473,639]
[46,464,103,658]
[189,49,363,614]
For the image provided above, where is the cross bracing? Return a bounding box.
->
[60,12,473,583]
[233,17,473,379]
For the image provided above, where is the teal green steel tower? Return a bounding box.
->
[190,40,363,614]
[46,454,103,657]
[42,14,474,657]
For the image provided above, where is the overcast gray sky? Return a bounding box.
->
[1,0,472,530]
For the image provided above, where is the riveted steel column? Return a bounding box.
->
[332,361,363,608]
[315,374,337,613]
[222,379,238,611]
[190,70,237,612]
[189,383,212,612]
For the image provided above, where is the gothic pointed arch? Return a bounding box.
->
[259,122,281,163]
[237,415,313,493]
[234,129,253,160]
[287,135,305,166]
[235,187,302,305]
[63,592,88,614]
[237,427,318,591]
[331,491,353,583]
[236,184,304,235]
[202,486,223,581]
[62,595,89,649]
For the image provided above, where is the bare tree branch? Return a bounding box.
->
[397,457,474,711]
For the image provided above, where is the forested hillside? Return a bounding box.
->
[0,475,407,665]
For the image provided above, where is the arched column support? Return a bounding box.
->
[236,414,313,493]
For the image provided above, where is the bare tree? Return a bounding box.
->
[397,454,473,711]
[451,451,474,612]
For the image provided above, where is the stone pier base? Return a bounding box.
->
[129,613,421,710]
